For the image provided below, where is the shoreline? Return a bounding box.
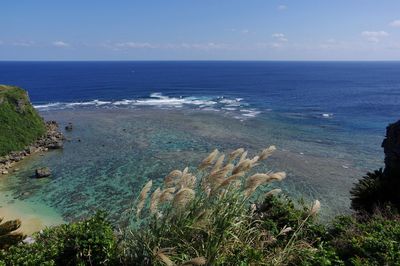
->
[0,121,65,175]
[0,198,65,235]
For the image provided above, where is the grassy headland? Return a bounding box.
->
[0,85,46,156]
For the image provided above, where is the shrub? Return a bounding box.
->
[350,169,385,212]
[328,214,400,266]
[0,212,117,265]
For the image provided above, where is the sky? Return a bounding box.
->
[1,0,400,60]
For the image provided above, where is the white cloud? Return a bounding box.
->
[115,42,155,49]
[178,42,227,50]
[361,31,389,42]
[389,20,400,27]
[52,41,70,47]
[228,28,250,34]
[277,5,287,11]
[13,41,35,47]
[272,33,288,42]
[106,41,228,51]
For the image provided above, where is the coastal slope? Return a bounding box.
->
[0,85,46,156]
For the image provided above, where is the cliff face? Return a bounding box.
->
[0,85,46,156]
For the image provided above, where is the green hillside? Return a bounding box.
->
[0,85,46,156]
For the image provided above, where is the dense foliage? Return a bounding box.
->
[0,212,117,265]
[0,85,46,156]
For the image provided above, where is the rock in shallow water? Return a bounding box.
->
[35,167,51,178]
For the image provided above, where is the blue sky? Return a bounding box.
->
[1,0,400,60]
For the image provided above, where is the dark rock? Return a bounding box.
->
[382,120,400,177]
[35,167,51,178]
[47,141,63,149]
[65,123,73,131]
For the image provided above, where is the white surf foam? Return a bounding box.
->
[34,93,261,119]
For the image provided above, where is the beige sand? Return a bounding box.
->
[0,201,64,235]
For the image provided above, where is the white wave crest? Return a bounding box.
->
[34,93,261,119]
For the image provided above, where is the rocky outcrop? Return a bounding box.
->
[351,120,400,212]
[35,167,51,178]
[0,121,65,175]
[382,120,400,178]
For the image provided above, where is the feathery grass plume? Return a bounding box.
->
[232,159,252,175]
[217,172,245,190]
[182,167,189,175]
[268,172,286,182]
[279,226,293,236]
[238,151,248,164]
[155,250,174,266]
[259,145,276,161]
[228,148,245,162]
[310,200,321,215]
[150,188,162,214]
[243,172,285,197]
[211,154,225,173]
[159,188,176,204]
[245,173,270,190]
[178,173,197,189]
[181,256,207,265]
[172,188,195,209]
[136,180,153,217]
[265,188,282,197]
[198,149,219,169]
[250,155,260,165]
[164,170,182,188]
[208,163,234,189]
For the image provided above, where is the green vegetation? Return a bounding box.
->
[0,85,46,156]
[0,212,117,265]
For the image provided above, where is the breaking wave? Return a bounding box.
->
[33,93,261,120]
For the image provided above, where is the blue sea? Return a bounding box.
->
[0,61,399,230]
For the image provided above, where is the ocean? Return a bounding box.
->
[0,61,399,229]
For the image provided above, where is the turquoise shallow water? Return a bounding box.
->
[0,107,384,227]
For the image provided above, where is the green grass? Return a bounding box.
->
[0,85,46,156]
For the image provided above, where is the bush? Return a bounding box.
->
[0,212,118,265]
[328,214,400,266]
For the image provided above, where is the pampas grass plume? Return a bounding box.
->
[150,188,161,214]
[182,256,207,265]
[199,149,219,169]
[228,148,244,162]
[173,188,196,209]
[259,145,276,161]
[159,187,176,203]
[136,180,153,216]
[211,154,225,173]
[164,170,182,188]
[310,200,321,215]
[265,188,282,197]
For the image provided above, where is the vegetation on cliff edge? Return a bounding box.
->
[0,85,46,156]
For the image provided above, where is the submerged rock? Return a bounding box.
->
[65,122,73,131]
[35,167,51,178]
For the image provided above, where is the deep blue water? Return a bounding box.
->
[0,61,399,223]
[1,61,399,133]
